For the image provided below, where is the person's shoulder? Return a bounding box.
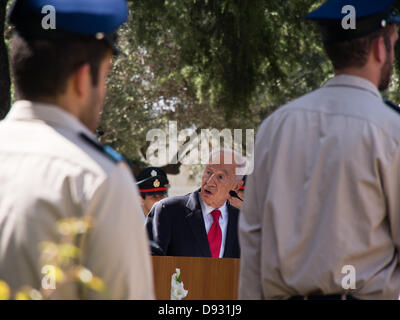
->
[227,202,240,214]
[49,128,137,196]
[38,127,130,180]
[76,132,129,176]
[369,101,400,144]
[257,89,318,128]
[53,129,135,194]
[258,84,400,139]
[79,133,125,164]
[41,123,130,181]
[151,191,199,219]
[156,192,193,209]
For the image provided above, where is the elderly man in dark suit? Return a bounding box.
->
[146,149,245,258]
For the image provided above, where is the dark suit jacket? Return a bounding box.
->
[145,189,240,258]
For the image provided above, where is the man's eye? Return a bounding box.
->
[218,175,224,179]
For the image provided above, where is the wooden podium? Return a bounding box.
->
[152,256,240,300]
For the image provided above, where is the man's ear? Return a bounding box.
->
[372,36,387,64]
[72,63,91,98]
[233,180,244,192]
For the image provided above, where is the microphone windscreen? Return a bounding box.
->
[229,190,243,201]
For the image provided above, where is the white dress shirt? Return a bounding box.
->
[200,198,229,258]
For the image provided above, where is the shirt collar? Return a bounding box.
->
[323,74,382,99]
[5,100,95,138]
[199,196,227,220]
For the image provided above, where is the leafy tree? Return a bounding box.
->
[3,0,400,174]
[101,0,330,171]
[128,0,323,118]
[0,0,10,119]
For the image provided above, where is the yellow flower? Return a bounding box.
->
[73,218,92,234]
[87,277,106,293]
[77,267,93,284]
[76,267,106,293]
[39,241,58,262]
[59,244,81,259]
[54,266,65,283]
[15,291,29,300]
[57,220,74,236]
[0,280,10,300]
[57,217,92,236]
[29,289,43,300]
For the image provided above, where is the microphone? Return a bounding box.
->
[229,190,243,202]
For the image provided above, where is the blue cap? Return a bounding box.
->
[9,0,128,52]
[307,0,400,42]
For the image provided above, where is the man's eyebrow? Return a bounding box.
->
[215,168,229,176]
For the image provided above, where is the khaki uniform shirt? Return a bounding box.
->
[0,101,154,299]
[239,75,400,299]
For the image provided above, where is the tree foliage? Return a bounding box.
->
[0,0,10,119]
[101,0,333,171]
[3,1,400,173]
[128,0,328,117]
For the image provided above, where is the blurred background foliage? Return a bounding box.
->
[0,217,106,300]
[99,0,330,174]
[2,0,400,174]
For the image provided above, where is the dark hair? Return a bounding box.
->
[322,24,395,70]
[10,35,110,101]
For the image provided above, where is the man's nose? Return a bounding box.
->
[206,173,217,185]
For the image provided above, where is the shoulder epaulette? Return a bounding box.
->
[79,132,125,163]
[385,100,400,115]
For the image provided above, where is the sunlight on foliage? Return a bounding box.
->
[0,280,10,300]
[0,217,107,300]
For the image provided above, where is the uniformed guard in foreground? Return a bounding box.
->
[136,167,169,217]
[0,0,154,299]
[239,0,400,300]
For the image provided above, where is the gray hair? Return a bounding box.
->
[208,148,246,181]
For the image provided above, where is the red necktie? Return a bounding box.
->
[207,209,222,258]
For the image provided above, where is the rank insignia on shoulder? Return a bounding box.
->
[385,100,400,115]
[79,132,126,163]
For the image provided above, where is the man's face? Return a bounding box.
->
[141,193,166,216]
[379,26,398,91]
[82,51,113,132]
[200,152,238,208]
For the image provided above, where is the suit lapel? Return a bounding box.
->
[185,190,211,257]
[223,203,238,257]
